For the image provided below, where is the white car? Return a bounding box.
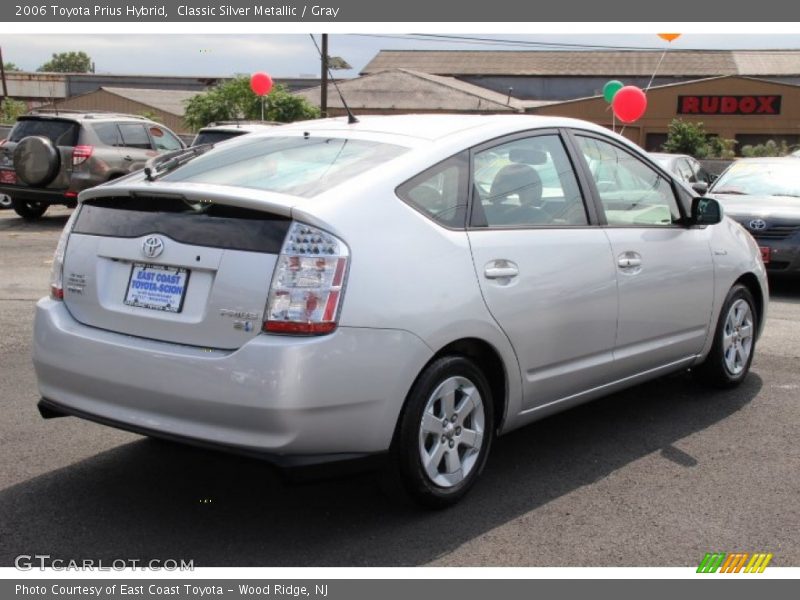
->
[33,115,767,507]
[191,121,281,146]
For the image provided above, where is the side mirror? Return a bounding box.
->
[691,181,709,195]
[690,196,722,226]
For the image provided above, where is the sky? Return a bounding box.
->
[3,34,800,79]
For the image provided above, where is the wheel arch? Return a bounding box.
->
[734,272,765,339]
[422,337,508,433]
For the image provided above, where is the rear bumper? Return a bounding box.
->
[756,237,800,275]
[0,183,72,205]
[33,299,433,462]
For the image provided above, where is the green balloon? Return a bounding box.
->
[603,80,624,103]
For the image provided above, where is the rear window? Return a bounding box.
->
[73,196,291,254]
[10,118,79,146]
[163,136,408,198]
[192,130,246,146]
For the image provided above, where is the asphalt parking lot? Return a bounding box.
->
[0,206,798,567]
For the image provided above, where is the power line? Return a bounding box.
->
[350,33,730,52]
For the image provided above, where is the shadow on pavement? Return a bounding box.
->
[0,371,761,566]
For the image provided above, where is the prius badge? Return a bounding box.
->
[142,236,165,258]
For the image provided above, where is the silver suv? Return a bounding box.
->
[0,110,185,220]
[33,115,768,507]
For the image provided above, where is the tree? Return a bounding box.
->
[263,85,322,122]
[1,98,26,124]
[662,119,711,158]
[741,139,790,158]
[37,51,92,73]
[183,77,319,131]
[662,118,736,159]
[327,56,352,70]
[3,62,20,72]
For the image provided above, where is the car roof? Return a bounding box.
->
[18,113,158,125]
[273,114,615,143]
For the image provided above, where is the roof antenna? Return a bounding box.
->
[309,34,358,124]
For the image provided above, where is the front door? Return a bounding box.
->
[571,133,714,376]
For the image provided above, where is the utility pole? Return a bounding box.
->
[320,34,328,117]
[0,47,9,113]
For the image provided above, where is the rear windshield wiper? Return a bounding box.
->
[144,144,214,181]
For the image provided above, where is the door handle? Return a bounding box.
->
[617,252,642,269]
[123,155,133,161]
[484,261,519,279]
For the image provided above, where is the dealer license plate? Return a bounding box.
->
[124,263,190,313]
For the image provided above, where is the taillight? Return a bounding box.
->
[264,222,349,335]
[72,145,93,166]
[50,209,80,300]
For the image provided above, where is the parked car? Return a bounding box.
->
[650,152,715,194]
[707,157,800,276]
[33,115,767,507]
[191,121,281,146]
[0,110,185,220]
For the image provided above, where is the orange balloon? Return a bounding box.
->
[657,33,681,42]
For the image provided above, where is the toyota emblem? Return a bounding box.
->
[142,236,165,258]
[748,219,767,231]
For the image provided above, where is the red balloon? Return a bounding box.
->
[612,85,647,123]
[250,72,273,96]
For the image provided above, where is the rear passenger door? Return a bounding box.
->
[570,132,714,376]
[466,130,619,410]
[117,122,158,169]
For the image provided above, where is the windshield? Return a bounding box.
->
[711,161,800,198]
[163,135,408,198]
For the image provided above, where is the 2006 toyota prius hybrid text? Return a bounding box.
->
[33,115,768,507]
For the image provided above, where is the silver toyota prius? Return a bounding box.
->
[33,115,768,507]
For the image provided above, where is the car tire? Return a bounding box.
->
[388,356,494,508]
[11,198,48,220]
[693,283,758,388]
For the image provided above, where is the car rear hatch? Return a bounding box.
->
[1,116,79,189]
[62,189,295,350]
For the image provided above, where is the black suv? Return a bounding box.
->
[0,110,185,220]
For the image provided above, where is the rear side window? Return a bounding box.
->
[9,119,79,146]
[396,152,469,228]
[92,122,122,147]
[162,136,408,198]
[118,123,153,150]
[73,196,291,254]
